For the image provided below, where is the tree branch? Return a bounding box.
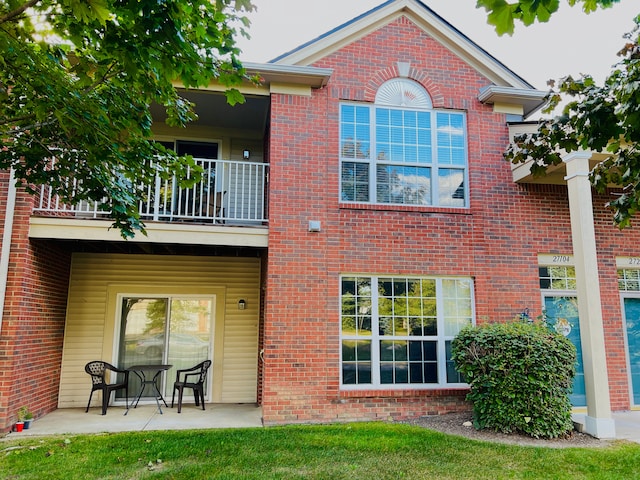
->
[0,0,41,25]
[0,113,37,126]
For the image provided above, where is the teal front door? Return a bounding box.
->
[623,297,640,406]
[544,296,586,407]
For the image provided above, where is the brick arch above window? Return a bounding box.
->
[375,78,432,109]
[364,66,444,107]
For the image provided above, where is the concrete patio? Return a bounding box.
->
[3,403,263,438]
[4,405,640,445]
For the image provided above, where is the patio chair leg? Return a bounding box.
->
[101,389,108,415]
[177,388,184,414]
[86,391,94,413]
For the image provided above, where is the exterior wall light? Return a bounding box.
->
[243,149,250,159]
[238,299,246,310]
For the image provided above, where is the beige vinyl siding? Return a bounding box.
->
[59,253,260,408]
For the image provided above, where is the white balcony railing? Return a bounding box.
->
[34,159,269,225]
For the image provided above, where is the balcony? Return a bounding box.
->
[34,158,268,225]
[29,158,269,248]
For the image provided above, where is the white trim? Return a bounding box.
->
[338,101,469,209]
[0,168,16,334]
[339,274,475,391]
[112,292,218,406]
[620,293,640,408]
[273,0,534,90]
[29,217,269,247]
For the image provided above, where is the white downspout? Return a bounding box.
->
[0,168,17,335]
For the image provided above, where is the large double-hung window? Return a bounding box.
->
[340,79,467,207]
[340,276,474,388]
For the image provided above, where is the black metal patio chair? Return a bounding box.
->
[171,360,212,413]
[84,361,129,415]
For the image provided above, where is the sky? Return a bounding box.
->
[235,0,639,92]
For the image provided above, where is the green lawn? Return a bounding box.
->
[2,423,639,479]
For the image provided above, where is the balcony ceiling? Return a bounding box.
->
[151,90,270,132]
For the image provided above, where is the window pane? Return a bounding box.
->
[394,363,408,383]
[539,266,577,291]
[356,107,370,124]
[424,317,437,335]
[341,277,372,336]
[342,364,357,384]
[341,105,370,159]
[357,341,371,361]
[341,162,369,202]
[409,318,423,336]
[377,125,389,143]
[446,340,464,383]
[342,339,372,385]
[342,341,356,361]
[410,363,423,383]
[619,269,640,291]
[436,112,466,166]
[376,165,431,205]
[442,279,473,336]
[409,340,423,361]
[357,364,372,384]
[423,363,438,383]
[438,168,465,207]
[380,340,395,361]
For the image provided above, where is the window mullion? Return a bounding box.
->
[371,277,381,386]
[430,111,438,207]
[370,107,377,204]
[435,278,447,385]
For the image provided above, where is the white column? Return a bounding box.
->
[563,151,616,439]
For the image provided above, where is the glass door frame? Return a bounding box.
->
[621,292,640,408]
[104,284,227,407]
[540,291,586,407]
[116,294,216,403]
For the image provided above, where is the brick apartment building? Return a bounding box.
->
[1,0,638,438]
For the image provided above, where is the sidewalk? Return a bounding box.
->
[573,411,640,443]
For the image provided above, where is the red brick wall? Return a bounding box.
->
[261,17,639,424]
[0,182,71,431]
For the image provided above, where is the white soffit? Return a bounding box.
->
[479,85,549,117]
[271,0,534,90]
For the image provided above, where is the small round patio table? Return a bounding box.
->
[127,364,173,414]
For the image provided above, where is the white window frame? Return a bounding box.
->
[340,275,474,390]
[339,99,468,208]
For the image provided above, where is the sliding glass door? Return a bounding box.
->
[116,296,214,401]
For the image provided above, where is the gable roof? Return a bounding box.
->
[270,0,536,91]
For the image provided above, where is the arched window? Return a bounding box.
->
[375,78,432,108]
[340,79,467,207]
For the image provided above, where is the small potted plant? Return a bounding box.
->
[17,406,33,429]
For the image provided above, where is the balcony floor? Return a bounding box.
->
[4,404,263,438]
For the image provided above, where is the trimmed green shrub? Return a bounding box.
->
[451,322,576,438]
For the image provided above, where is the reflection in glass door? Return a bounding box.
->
[116,296,213,402]
[623,297,640,405]
[544,295,586,407]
